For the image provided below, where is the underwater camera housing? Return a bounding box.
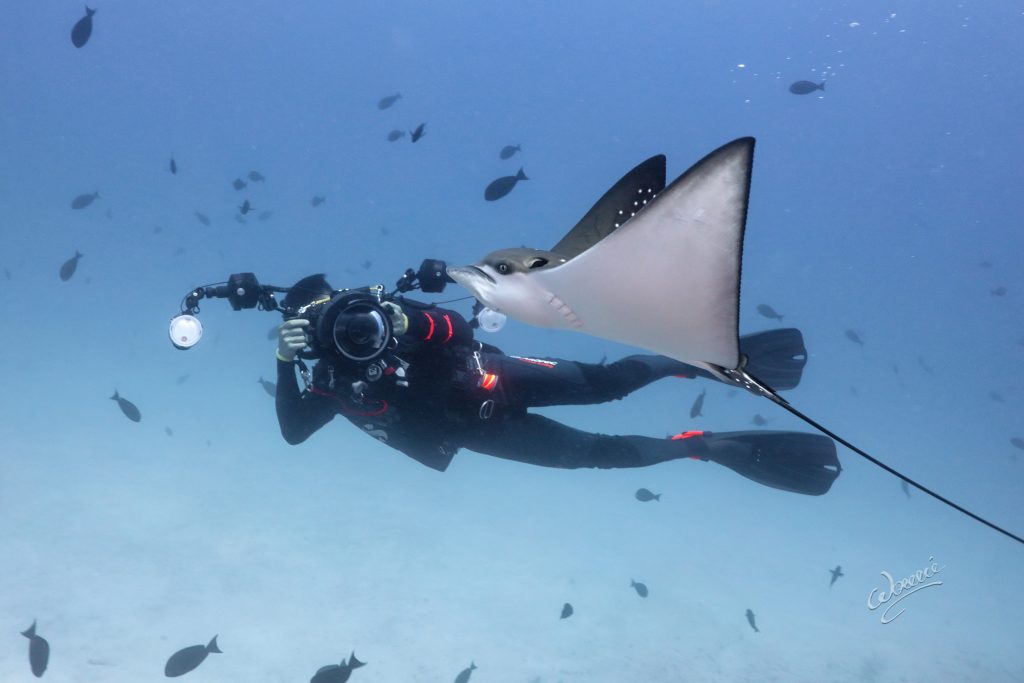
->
[286,287,394,364]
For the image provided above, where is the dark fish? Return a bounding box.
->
[232,178,247,191]
[634,488,660,502]
[989,390,1005,403]
[386,129,406,142]
[176,373,190,385]
[689,389,706,419]
[560,603,573,619]
[165,426,173,436]
[844,329,864,346]
[4,266,11,279]
[630,579,649,598]
[756,303,784,321]
[22,620,50,678]
[454,662,477,683]
[829,565,844,587]
[110,390,141,422]
[499,144,521,160]
[311,652,366,683]
[892,364,899,374]
[362,260,372,270]
[164,636,221,677]
[484,168,528,201]
[238,199,253,215]
[71,191,99,209]
[745,608,759,633]
[410,123,426,142]
[1011,437,1024,450]
[153,225,163,233]
[258,210,274,221]
[849,385,859,397]
[60,250,83,281]
[752,414,768,426]
[789,80,825,95]
[170,157,177,174]
[918,355,934,375]
[194,211,210,226]
[71,6,96,48]
[377,93,401,109]
[991,286,1008,296]
[978,260,993,268]
[105,208,113,220]
[901,480,911,499]
[248,171,265,182]
[258,376,276,397]
[311,196,325,207]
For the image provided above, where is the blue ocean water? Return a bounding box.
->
[2,0,1022,681]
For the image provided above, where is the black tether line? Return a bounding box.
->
[757,382,1024,546]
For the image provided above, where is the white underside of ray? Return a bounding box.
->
[528,139,752,371]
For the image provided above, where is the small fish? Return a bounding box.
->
[110,390,141,422]
[789,80,825,95]
[164,636,221,678]
[989,390,1006,403]
[745,608,759,633]
[176,373,190,385]
[248,170,265,182]
[560,603,573,619]
[1011,437,1024,450]
[22,620,50,678]
[258,376,276,397]
[918,355,934,375]
[386,129,406,142]
[410,123,426,142]
[60,250,83,281]
[194,211,210,226]
[454,661,477,683]
[311,196,325,207]
[849,385,859,397]
[377,92,402,109]
[361,260,372,270]
[71,191,100,209]
[484,168,528,201]
[239,199,253,215]
[844,329,864,346]
[752,414,767,426]
[170,157,177,174]
[689,389,706,419]
[892,364,899,374]
[258,210,274,221]
[234,214,247,225]
[634,488,660,502]
[71,6,96,48]
[978,260,993,268]
[310,652,366,683]
[232,178,247,191]
[4,266,11,279]
[165,426,173,436]
[630,579,649,598]
[991,286,1008,296]
[153,225,163,234]
[499,144,521,160]
[901,479,911,498]
[105,208,113,220]
[756,303,784,321]
[829,565,844,587]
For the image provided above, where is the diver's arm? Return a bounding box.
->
[397,300,474,348]
[275,359,337,445]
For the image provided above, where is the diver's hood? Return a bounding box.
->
[283,274,334,309]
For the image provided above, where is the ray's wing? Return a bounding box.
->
[551,156,667,259]
[532,138,753,371]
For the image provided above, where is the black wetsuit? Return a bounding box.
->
[276,297,710,472]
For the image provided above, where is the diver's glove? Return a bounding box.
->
[277,319,310,362]
[381,301,409,336]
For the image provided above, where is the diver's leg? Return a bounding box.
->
[489,353,699,408]
[459,412,709,469]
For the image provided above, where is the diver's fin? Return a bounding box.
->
[703,430,841,496]
[551,155,666,259]
[738,328,807,391]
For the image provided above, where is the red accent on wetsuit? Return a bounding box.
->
[442,314,453,343]
[422,312,435,340]
[480,373,498,391]
[671,430,705,440]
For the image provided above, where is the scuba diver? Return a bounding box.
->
[271,272,841,496]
